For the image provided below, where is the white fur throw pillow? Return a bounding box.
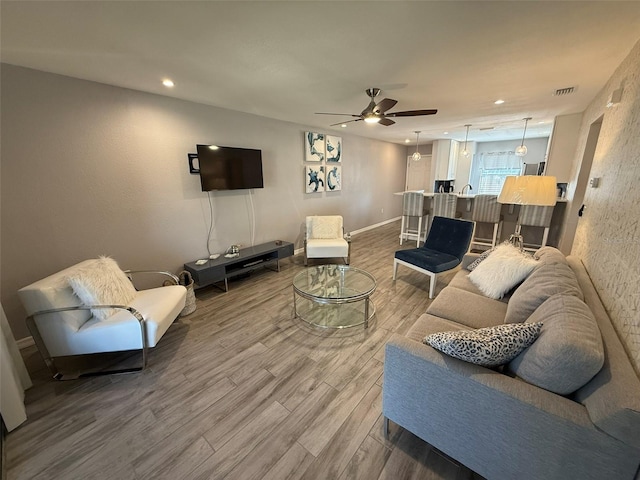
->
[468,243,538,299]
[66,256,137,321]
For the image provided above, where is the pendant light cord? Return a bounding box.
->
[520,118,530,147]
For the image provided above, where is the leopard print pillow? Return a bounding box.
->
[424,323,543,367]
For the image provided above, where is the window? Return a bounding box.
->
[471,152,523,195]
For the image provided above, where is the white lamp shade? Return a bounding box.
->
[498,176,557,206]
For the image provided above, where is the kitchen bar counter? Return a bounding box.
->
[394,191,567,248]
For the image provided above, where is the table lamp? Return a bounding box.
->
[498,175,557,250]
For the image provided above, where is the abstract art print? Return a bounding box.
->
[326,165,342,191]
[305,132,325,162]
[326,135,342,163]
[306,165,325,193]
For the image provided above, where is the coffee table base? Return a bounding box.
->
[293,296,375,329]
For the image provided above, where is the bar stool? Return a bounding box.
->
[400,191,428,246]
[517,205,555,252]
[471,194,503,250]
[427,193,457,232]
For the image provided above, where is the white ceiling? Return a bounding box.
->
[2,1,640,145]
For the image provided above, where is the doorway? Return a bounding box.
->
[405,154,432,191]
[559,116,603,253]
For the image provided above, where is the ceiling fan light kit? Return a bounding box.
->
[317,87,437,127]
[515,117,532,157]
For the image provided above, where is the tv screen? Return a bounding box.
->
[196,144,264,191]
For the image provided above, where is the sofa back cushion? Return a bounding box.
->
[307,215,343,240]
[508,294,604,395]
[18,261,96,331]
[534,246,568,265]
[504,261,584,324]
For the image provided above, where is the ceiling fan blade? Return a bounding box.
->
[378,117,395,126]
[374,98,398,114]
[330,118,362,127]
[386,109,438,117]
[316,112,360,117]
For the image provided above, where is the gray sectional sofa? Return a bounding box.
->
[382,247,640,480]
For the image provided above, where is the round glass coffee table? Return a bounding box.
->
[293,264,376,329]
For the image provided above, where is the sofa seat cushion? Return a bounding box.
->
[425,322,543,367]
[468,243,538,299]
[508,294,604,395]
[68,285,186,356]
[427,287,507,329]
[505,261,584,324]
[406,314,469,343]
[395,248,460,273]
[306,238,348,258]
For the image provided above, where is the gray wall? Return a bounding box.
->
[1,64,406,339]
[569,39,640,375]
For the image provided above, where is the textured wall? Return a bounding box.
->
[1,65,407,339]
[571,40,640,375]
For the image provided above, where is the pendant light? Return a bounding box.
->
[515,117,532,157]
[461,124,471,158]
[412,131,421,161]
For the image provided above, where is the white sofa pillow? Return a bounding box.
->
[66,256,137,321]
[468,243,538,299]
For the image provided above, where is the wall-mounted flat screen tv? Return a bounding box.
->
[196,144,264,191]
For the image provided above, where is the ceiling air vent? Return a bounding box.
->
[553,86,576,96]
[479,127,494,131]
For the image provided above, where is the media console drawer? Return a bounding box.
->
[184,240,294,291]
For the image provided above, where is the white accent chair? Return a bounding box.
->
[18,258,187,380]
[304,215,350,266]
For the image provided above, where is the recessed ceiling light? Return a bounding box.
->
[162,79,174,88]
[443,131,449,135]
[538,121,546,124]
[405,139,411,143]
[494,99,505,105]
[208,145,219,150]
[341,124,347,128]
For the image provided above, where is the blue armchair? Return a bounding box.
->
[393,216,474,298]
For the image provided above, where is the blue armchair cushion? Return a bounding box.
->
[395,248,460,273]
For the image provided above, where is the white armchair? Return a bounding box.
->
[17,257,186,380]
[304,215,350,266]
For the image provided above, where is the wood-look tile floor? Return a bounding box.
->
[7,220,483,480]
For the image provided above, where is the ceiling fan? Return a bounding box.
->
[316,87,437,127]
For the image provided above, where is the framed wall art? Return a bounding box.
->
[305,132,325,162]
[305,165,325,193]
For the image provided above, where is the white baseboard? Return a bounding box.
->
[17,336,35,350]
[349,217,401,236]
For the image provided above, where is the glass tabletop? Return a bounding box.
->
[292,264,376,302]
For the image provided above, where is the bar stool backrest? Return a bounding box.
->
[431,193,457,218]
[402,191,425,217]
[472,195,501,223]
[518,205,554,228]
